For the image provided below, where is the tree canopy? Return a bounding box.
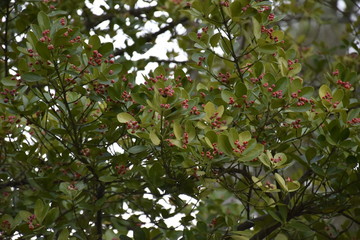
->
[0,0,360,239]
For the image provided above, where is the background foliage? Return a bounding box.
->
[0,0,359,239]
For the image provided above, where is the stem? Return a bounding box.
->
[4,0,11,77]
[96,183,105,239]
[219,5,243,81]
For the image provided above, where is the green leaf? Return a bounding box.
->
[252,17,261,40]
[267,209,283,223]
[58,228,69,240]
[230,1,242,18]
[1,77,17,86]
[117,112,135,123]
[258,44,277,54]
[272,30,284,42]
[210,33,221,47]
[273,153,287,169]
[235,82,247,97]
[204,102,216,120]
[173,121,183,140]
[218,134,233,156]
[128,145,147,154]
[34,199,47,223]
[287,181,300,192]
[98,42,114,57]
[106,64,122,76]
[149,163,165,186]
[154,65,166,77]
[274,173,288,192]
[18,210,32,221]
[319,85,331,99]
[238,131,251,143]
[35,41,51,60]
[238,144,264,162]
[288,63,301,76]
[99,176,117,182]
[333,88,344,102]
[37,11,51,30]
[43,208,59,226]
[221,90,236,103]
[89,35,101,50]
[150,130,161,145]
[22,73,46,82]
[299,87,314,98]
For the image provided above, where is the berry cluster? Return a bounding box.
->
[146,74,168,84]
[115,165,128,175]
[250,73,264,84]
[243,98,255,108]
[160,103,171,109]
[126,120,140,133]
[261,26,278,42]
[242,4,251,12]
[1,220,11,230]
[233,140,248,154]
[182,132,189,148]
[322,92,332,101]
[69,36,82,44]
[67,183,78,191]
[263,82,276,92]
[0,115,20,124]
[181,99,189,109]
[348,118,360,125]
[65,77,76,84]
[268,13,275,21]
[80,148,90,156]
[220,1,229,7]
[39,29,51,43]
[121,91,132,102]
[218,72,230,83]
[287,59,298,70]
[228,97,235,105]
[91,82,109,95]
[291,119,301,129]
[336,79,352,89]
[265,181,275,189]
[158,86,174,97]
[258,5,271,13]
[88,50,103,66]
[271,156,282,163]
[197,56,206,66]
[285,177,293,182]
[1,88,18,103]
[190,106,201,115]
[197,27,208,39]
[201,143,223,160]
[209,112,226,129]
[60,18,66,26]
[332,69,339,76]
[272,90,283,99]
[26,214,39,230]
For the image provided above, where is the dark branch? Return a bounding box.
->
[114,17,189,57]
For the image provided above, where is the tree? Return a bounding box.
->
[0,0,359,239]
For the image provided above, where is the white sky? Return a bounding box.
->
[86,0,188,84]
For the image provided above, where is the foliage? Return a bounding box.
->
[0,0,359,239]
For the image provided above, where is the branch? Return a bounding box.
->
[83,6,157,31]
[114,17,189,56]
[249,222,281,240]
[143,17,189,42]
[236,169,313,231]
[0,178,27,189]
